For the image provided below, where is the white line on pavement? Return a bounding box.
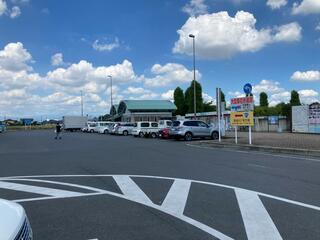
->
[235,189,283,240]
[161,179,191,215]
[0,181,83,198]
[113,175,153,205]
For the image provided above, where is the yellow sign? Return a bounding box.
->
[231,112,254,126]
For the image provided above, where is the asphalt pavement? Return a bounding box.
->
[0,130,319,240]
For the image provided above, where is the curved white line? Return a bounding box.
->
[1,174,319,211]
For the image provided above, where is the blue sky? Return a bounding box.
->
[0,0,320,119]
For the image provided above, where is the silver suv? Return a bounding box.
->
[170,120,220,141]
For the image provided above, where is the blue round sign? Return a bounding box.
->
[243,83,252,95]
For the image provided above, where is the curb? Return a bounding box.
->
[193,141,320,158]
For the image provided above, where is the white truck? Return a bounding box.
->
[63,116,88,131]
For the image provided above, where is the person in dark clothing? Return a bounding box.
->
[55,123,62,139]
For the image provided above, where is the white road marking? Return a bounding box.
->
[161,179,191,215]
[113,175,153,205]
[0,181,83,198]
[1,174,319,211]
[235,189,282,240]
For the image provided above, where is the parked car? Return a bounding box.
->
[84,122,98,133]
[158,120,172,139]
[114,123,135,136]
[169,120,223,141]
[0,121,6,133]
[0,198,33,240]
[132,122,159,138]
[93,121,111,133]
[98,122,114,134]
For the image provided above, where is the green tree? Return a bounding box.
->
[221,91,225,103]
[290,90,301,106]
[203,102,216,112]
[184,80,204,113]
[259,92,269,107]
[173,87,185,115]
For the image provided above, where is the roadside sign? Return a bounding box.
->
[230,96,254,112]
[243,83,252,95]
[268,116,279,125]
[230,112,254,126]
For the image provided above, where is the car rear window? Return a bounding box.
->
[166,121,172,126]
[141,122,150,127]
[151,123,158,127]
[172,121,180,127]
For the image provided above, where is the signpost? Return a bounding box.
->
[231,84,254,144]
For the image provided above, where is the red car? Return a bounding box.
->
[158,127,170,139]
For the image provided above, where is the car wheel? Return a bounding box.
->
[211,131,219,140]
[184,132,193,141]
[151,132,157,138]
[139,132,144,138]
[104,130,109,134]
[90,129,94,133]
[123,130,128,136]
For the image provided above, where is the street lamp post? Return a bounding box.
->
[80,90,84,117]
[108,75,113,108]
[189,34,196,119]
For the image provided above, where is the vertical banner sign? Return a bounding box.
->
[230,96,254,126]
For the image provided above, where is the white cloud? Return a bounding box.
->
[143,63,201,87]
[0,42,32,71]
[291,70,320,81]
[0,0,7,16]
[123,87,149,95]
[202,92,215,103]
[182,0,208,16]
[92,38,120,52]
[51,53,64,66]
[298,89,319,104]
[273,22,302,42]
[316,23,320,31]
[10,5,20,18]
[161,89,174,100]
[173,11,301,59]
[292,0,320,15]
[46,59,137,92]
[267,0,287,9]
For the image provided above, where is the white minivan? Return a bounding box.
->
[132,122,159,138]
[0,198,33,240]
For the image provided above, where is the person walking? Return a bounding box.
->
[55,123,62,139]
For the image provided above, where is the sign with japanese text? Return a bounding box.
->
[230,96,254,126]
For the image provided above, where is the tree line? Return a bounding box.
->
[174,81,304,118]
[173,80,225,116]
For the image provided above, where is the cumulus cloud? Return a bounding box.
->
[267,0,287,9]
[143,63,201,87]
[273,22,302,42]
[10,5,20,18]
[182,0,208,16]
[173,11,302,59]
[291,70,320,81]
[0,0,7,16]
[92,38,120,52]
[202,92,215,103]
[292,0,320,15]
[161,89,174,100]
[0,42,32,71]
[123,87,149,95]
[51,53,64,66]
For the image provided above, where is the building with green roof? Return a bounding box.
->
[110,100,177,122]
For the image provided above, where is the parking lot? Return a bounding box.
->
[0,130,320,240]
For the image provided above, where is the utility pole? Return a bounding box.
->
[189,34,196,119]
[108,75,113,107]
[80,90,84,116]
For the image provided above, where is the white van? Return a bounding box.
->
[158,120,172,129]
[132,122,159,138]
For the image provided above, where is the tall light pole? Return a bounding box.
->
[80,90,84,116]
[108,75,113,108]
[189,34,196,119]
